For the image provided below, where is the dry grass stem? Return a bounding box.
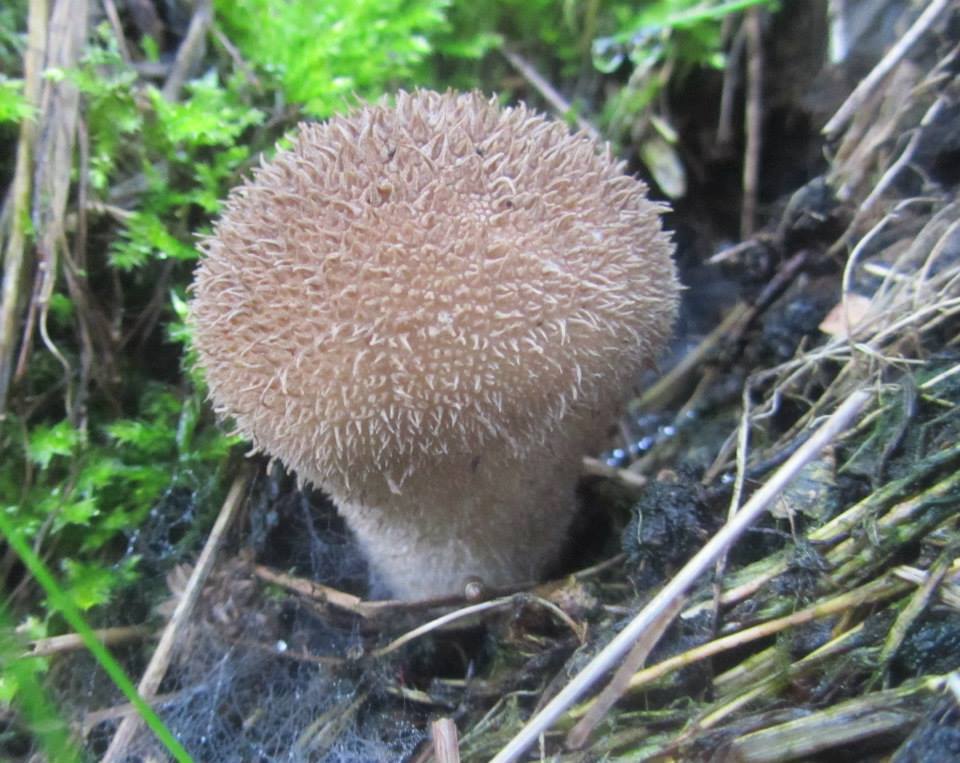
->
[100,472,249,762]
[28,625,150,657]
[431,718,462,763]
[823,0,953,137]
[500,47,601,142]
[254,564,383,618]
[725,676,945,762]
[371,593,588,659]
[492,390,869,762]
[161,0,213,101]
[564,594,686,749]
[581,456,648,488]
[80,691,186,736]
[740,7,763,238]
[878,546,958,676]
[637,302,751,412]
[565,574,906,721]
[0,0,47,410]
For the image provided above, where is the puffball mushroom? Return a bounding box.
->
[190,90,678,600]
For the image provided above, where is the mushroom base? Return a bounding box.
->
[330,440,589,600]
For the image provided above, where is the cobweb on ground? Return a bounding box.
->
[51,467,425,762]
[120,629,423,762]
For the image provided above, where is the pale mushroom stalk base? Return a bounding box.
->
[330,434,589,600]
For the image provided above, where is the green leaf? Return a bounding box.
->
[2,505,44,541]
[18,616,48,641]
[142,33,160,62]
[0,516,191,760]
[168,288,194,347]
[27,422,81,469]
[216,0,451,117]
[110,211,199,270]
[59,560,118,611]
[438,30,502,59]
[170,288,190,322]
[0,673,20,705]
[76,456,126,491]
[106,419,176,455]
[0,75,33,123]
[0,650,50,711]
[54,497,99,531]
[47,292,75,323]
[176,396,200,454]
[147,74,263,148]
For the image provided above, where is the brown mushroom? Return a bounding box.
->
[190,90,678,599]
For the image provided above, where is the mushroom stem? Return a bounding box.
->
[333,429,591,600]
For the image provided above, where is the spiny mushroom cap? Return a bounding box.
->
[191,90,678,494]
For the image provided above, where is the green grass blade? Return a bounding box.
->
[0,607,82,762]
[0,511,194,762]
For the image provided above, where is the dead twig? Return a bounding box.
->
[387,684,455,709]
[893,562,960,611]
[253,563,503,618]
[100,472,249,763]
[254,564,383,618]
[643,250,808,424]
[28,624,150,657]
[575,574,906,710]
[500,47,601,142]
[294,692,366,755]
[23,0,90,422]
[257,551,624,628]
[212,23,261,88]
[877,545,957,683]
[824,0,953,138]
[372,592,586,660]
[161,0,212,101]
[431,718,462,763]
[565,595,686,749]
[636,303,752,412]
[741,7,764,238]
[81,690,186,736]
[581,456,648,488]
[101,0,131,62]
[831,95,950,255]
[372,597,515,658]
[0,0,47,412]
[716,19,746,148]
